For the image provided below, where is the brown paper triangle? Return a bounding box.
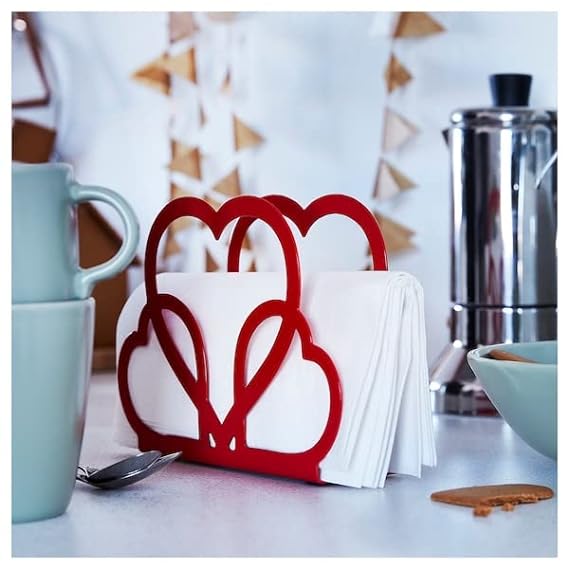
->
[169,12,198,43]
[163,229,183,258]
[393,12,445,38]
[248,258,257,272]
[171,184,192,200]
[241,233,253,250]
[373,160,416,200]
[233,116,264,151]
[199,105,207,127]
[132,56,170,95]
[169,184,194,232]
[387,163,416,191]
[169,140,202,179]
[213,168,241,198]
[374,212,416,254]
[384,54,413,93]
[203,193,223,210]
[382,108,418,152]
[205,248,220,272]
[158,48,197,83]
[12,119,56,163]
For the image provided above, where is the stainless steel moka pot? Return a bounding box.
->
[431,74,557,415]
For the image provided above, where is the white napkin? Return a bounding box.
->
[114,271,436,488]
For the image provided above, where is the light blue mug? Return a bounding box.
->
[12,162,139,303]
[12,298,94,523]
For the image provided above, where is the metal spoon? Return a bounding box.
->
[76,450,181,490]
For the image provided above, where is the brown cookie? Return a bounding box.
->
[431,484,554,509]
[486,349,536,363]
[473,505,493,517]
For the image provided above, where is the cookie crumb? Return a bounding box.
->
[501,502,515,512]
[473,505,493,517]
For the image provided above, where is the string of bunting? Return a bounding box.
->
[131,12,264,270]
[365,212,416,268]
[369,11,444,262]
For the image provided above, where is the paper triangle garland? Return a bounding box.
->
[373,160,416,200]
[374,212,416,254]
[233,116,264,151]
[220,70,231,94]
[384,54,413,93]
[199,105,207,127]
[207,12,238,23]
[388,163,416,192]
[213,168,241,198]
[205,248,220,272]
[169,140,202,179]
[12,119,56,163]
[158,48,197,83]
[393,12,445,38]
[382,108,418,152]
[169,12,198,43]
[241,233,253,251]
[203,193,223,210]
[171,184,192,200]
[169,184,195,232]
[132,57,170,95]
[163,228,183,258]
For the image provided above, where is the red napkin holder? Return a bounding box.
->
[117,194,388,483]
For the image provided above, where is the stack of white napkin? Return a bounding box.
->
[114,271,436,488]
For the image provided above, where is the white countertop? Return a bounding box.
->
[13,372,557,557]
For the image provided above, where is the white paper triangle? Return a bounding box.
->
[374,161,399,200]
[382,109,418,153]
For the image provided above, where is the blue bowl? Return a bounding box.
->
[467,341,557,460]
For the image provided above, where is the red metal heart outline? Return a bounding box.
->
[227,194,388,272]
[220,194,387,462]
[221,193,388,452]
[117,195,344,482]
[118,293,223,447]
[117,296,342,482]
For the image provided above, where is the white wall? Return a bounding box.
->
[15,12,557,363]
[241,12,557,363]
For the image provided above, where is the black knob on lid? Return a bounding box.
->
[490,73,532,106]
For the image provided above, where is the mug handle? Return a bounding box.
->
[70,183,140,299]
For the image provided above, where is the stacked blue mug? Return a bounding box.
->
[12,163,139,523]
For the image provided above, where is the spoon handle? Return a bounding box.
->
[487,349,537,363]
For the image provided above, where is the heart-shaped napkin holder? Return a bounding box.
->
[117,194,388,483]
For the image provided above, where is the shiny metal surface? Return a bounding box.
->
[430,341,498,416]
[449,108,557,307]
[451,108,556,127]
[432,106,557,416]
[429,303,556,416]
[450,305,557,346]
[76,451,182,490]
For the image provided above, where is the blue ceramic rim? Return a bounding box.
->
[467,340,557,368]
[12,298,94,311]
[12,162,73,176]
